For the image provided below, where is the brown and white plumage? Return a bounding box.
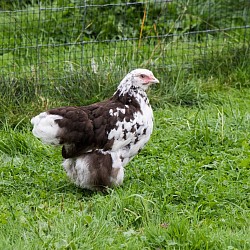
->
[31,69,159,191]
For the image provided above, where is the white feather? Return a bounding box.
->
[63,157,92,189]
[31,112,63,145]
[108,90,153,159]
[110,151,124,186]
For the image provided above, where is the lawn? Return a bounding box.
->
[0,85,249,249]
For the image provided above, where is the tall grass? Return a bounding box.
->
[1,42,249,127]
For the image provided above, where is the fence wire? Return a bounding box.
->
[0,0,249,83]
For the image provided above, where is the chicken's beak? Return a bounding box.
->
[150,77,159,84]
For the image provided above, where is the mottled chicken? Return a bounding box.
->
[31,69,159,190]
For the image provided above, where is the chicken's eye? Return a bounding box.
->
[140,74,146,78]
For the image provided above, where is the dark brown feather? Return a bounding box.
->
[48,90,141,158]
[87,151,113,190]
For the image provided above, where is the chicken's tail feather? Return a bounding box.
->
[31,112,63,145]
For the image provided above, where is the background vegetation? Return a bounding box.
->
[0,0,249,249]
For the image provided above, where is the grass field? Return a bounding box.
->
[0,83,250,249]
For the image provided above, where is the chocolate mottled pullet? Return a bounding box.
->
[31,69,159,191]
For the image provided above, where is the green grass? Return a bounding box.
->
[0,87,249,249]
[0,1,249,248]
[0,33,249,250]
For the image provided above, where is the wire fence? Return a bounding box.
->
[0,0,249,83]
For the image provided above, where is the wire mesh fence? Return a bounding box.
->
[0,0,249,84]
